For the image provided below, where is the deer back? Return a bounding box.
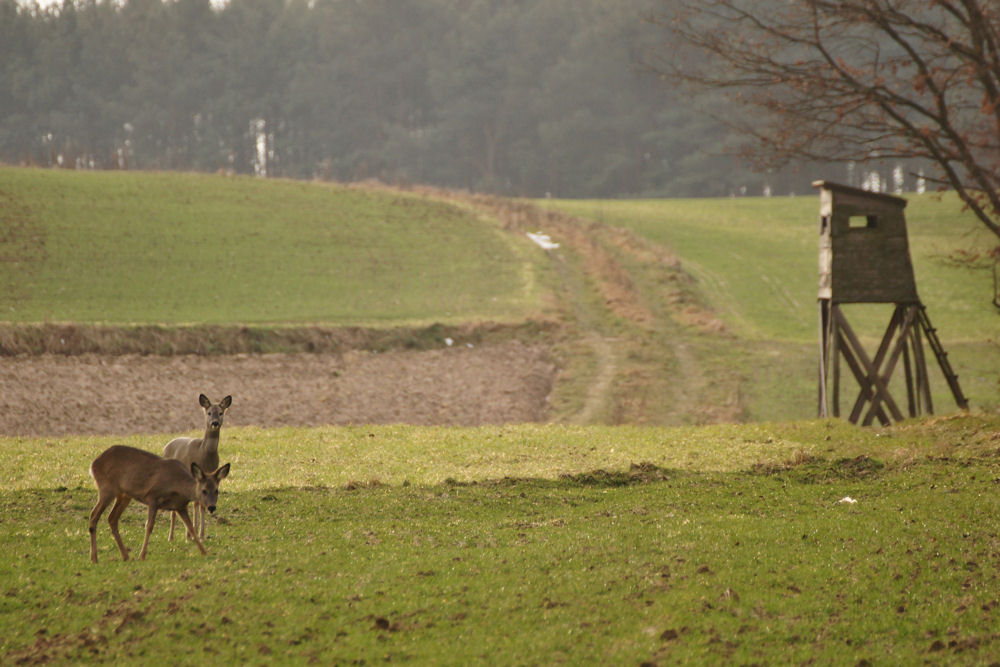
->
[163,436,217,471]
[91,445,196,508]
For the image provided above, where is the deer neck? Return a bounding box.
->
[201,426,221,456]
[184,475,200,504]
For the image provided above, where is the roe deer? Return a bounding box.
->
[88,445,230,563]
[163,393,231,540]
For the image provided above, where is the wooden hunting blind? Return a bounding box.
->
[814,180,967,425]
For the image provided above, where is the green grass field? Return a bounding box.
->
[4,415,1000,664]
[3,166,992,342]
[0,167,547,325]
[544,193,997,342]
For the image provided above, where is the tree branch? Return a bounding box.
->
[662,0,1000,241]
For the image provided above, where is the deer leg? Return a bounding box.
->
[194,503,203,540]
[186,505,197,541]
[178,505,199,541]
[88,491,115,564]
[168,511,176,542]
[181,505,198,541]
[138,504,158,561]
[176,507,207,555]
[107,495,132,561]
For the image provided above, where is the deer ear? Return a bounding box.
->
[199,394,211,409]
[191,462,205,480]
[216,463,231,481]
[220,395,232,411]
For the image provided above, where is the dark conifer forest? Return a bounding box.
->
[1,0,820,197]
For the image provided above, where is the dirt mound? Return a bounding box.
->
[0,341,556,437]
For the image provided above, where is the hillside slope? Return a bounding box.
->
[0,167,546,325]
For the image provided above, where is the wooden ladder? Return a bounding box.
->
[916,304,969,412]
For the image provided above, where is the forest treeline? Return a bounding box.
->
[1,0,819,197]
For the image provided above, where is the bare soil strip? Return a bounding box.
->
[0,341,555,437]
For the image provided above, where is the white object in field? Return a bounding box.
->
[526,231,559,250]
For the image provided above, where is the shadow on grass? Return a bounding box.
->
[751,454,885,483]
[275,455,899,496]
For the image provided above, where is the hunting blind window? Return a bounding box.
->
[849,215,878,229]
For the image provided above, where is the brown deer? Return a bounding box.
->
[163,393,231,540]
[88,445,230,563]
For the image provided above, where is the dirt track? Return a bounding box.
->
[0,341,556,437]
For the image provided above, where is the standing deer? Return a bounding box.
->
[88,445,230,563]
[163,393,231,541]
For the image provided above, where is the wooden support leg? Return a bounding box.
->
[832,306,899,425]
[902,335,915,417]
[818,300,832,418]
[860,305,916,426]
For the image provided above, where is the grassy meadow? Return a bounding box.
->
[0,167,547,325]
[544,193,997,341]
[4,415,1000,664]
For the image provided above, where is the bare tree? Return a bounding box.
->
[656,0,1000,297]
